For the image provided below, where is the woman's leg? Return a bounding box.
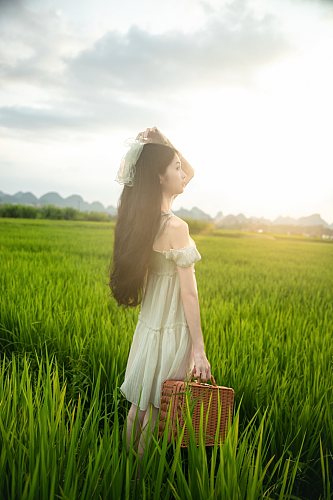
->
[126,403,146,452]
[137,403,160,459]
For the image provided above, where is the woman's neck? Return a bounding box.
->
[161,194,174,213]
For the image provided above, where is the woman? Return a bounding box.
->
[109,126,211,459]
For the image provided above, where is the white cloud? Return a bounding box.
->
[0,0,293,133]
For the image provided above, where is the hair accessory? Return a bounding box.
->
[115,137,148,187]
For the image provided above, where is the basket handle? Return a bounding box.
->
[191,374,217,386]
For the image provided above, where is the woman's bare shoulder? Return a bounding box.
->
[169,214,188,229]
[168,215,191,247]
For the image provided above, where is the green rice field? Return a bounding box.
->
[0,217,332,499]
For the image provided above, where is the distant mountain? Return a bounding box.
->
[175,206,212,220]
[0,190,39,205]
[297,214,328,227]
[273,215,299,226]
[0,190,117,215]
[272,213,329,227]
[214,212,272,228]
[39,192,65,206]
[215,212,332,228]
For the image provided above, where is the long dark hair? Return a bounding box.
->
[109,142,178,308]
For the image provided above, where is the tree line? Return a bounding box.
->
[0,203,115,222]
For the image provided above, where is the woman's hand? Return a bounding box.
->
[192,349,211,382]
[136,126,170,146]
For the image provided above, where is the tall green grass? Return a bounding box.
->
[0,218,332,498]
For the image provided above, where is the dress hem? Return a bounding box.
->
[119,386,160,412]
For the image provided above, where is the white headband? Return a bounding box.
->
[115,137,148,187]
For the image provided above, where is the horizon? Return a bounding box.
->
[1,188,332,225]
[0,0,332,224]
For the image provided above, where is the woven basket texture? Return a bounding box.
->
[158,377,235,447]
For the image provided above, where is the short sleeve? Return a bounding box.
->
[164,245,202,268]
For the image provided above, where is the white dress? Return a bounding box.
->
[119,210,202,411]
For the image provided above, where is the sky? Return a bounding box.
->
[0,0,332,223]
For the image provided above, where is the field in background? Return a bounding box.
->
[0,218,332,499]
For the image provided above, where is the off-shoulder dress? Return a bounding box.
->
[119,209,202,411]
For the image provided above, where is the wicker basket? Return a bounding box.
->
[158,375,234,447]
